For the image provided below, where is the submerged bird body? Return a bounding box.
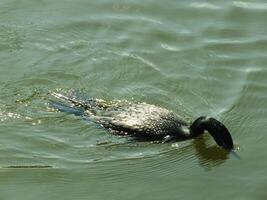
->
[90,101,190,140]
[50,93,234,150]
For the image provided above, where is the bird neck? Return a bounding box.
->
[189,116,208,137]
[189,116,234,150]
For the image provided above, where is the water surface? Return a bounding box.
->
[0,1,267,200]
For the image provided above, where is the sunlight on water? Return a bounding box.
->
[190,2,222,10]
[233,1,267,10]
[0,110,21,121]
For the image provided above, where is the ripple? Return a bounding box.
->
[160,43,180,52]
[73,143,199,185]
[190,2,222,10]
[0,24,25,52]
[120,52,160,72]
[233,1,267,10]
[107,15,163,25]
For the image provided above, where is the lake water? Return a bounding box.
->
[0,0,267,199]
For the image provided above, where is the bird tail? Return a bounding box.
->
[49,92,96,116]
[51,92,86,108]
[49,100,85,116]
[49,92,102,129]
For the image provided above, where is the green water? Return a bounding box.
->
[1,0,267,199]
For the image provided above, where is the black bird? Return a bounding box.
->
[50,92,234,151]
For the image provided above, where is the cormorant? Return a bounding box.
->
[50,92,234,151]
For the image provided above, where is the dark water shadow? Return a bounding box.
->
[192,136,229,170]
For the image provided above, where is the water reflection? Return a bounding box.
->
[193,136,229,170]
